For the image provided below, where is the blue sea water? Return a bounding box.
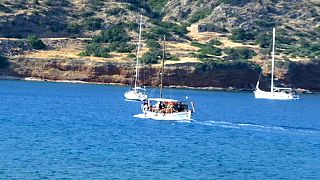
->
[0,80,320,179]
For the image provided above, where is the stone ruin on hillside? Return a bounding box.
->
[197,24,226,33]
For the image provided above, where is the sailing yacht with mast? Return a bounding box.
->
[124,15,148,101]
[140,36,195,120]
[254,28,299,100]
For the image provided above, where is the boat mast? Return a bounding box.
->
[134,15,143,90]
[271,28,275,93]
[160,35,165,98]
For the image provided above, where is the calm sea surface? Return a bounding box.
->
[1,80,320,179]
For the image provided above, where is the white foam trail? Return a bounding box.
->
[134,114,320,136]
[133,114,192,122]
[193,120,320,135]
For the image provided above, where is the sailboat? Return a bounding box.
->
[140,35,195,120]
[124,15,148,101]
[254,28,299,100]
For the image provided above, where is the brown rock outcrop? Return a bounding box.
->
[2,57,261,90]
[2,57,320,92]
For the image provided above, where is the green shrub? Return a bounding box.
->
[194,52,209,60]
[278,38,320,58]
[81,10,95,17]
[124,22,138,31]
[109,42,134,53]
[255,32,272,48]
[195,60,261,72]
[168,56,180,61]
[92,26,133,53]
[230,28,255,41]
[82,17,103,31]
[254,17,277,28]
[147,0,168,13]
[224,48,257,60]
[124,1,161,18]
[276,35,296,45]
[208,39,223,46]
[199,46,222,56]
[191,42,207,48]
[67,23,81,33]
[27,35,46,50]
[127,53,136,59]
[218,0,251,5]
[142,20,187,39]
[49,22,67,32]
[94,27,131,43]
[146,39,161,49]
[107,7,126,15]
[148,26,171,39]
[80,43,110,58]
[0,55,9,68]
[191,41,222,56]
[153,21,188,36]
[141,50,162,64]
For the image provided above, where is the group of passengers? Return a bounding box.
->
[143,101,188,113]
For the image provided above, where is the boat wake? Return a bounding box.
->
[134,114,192,122]
[134,114,320,136]
[191,120,320,136]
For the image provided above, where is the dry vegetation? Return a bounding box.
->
[1,0,318,67]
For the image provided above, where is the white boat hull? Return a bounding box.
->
[124,90,147,101]
[254,89,298,100]
[142,110,192,120]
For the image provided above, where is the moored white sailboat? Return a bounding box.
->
[140,36,195,120]
[124,15,147,101]
[254,28,299,100]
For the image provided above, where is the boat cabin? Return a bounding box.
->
[274,87,293,93]
[143,98,189,113]
[132,87,147,93]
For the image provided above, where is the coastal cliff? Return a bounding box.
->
[1,56,319,92]
[1,57,260,90]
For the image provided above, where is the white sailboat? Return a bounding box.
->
[254,28,299,100]
[140,36,195,120]
[124,15,148,101]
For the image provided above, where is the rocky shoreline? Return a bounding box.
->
[1,56,320,93]
[0,75,315,94]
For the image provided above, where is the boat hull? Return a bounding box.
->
[254,89,298,100]
[124,90,147,101]
[142,110,192,120]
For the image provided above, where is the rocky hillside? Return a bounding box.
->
[1,0,319,40]
[0,0,320,91]
[165,0,319,32]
